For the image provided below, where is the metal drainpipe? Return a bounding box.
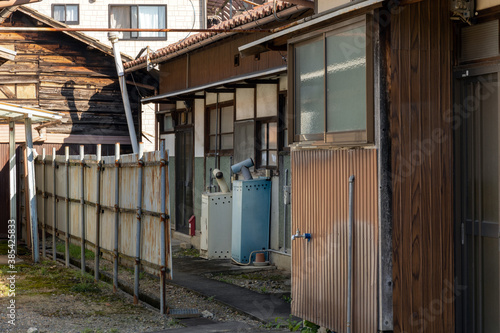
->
[214,93,219,171]
[108,32,139,154]
[347,175,355,333]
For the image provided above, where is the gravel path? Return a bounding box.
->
[0,254,268,333]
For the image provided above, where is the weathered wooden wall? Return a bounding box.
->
[159,34,286,94]
[0,11,139,136]
[390,0,454,332]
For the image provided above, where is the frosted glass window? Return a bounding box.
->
[207,104,234,152]
[293,18,371,144]
[163,114,174,132]
[234,121,255,163]
[269,122,277,149]
[326,26,366,133]
[220,134,233,150]
[295,39,324,135]
[220,106,234,133]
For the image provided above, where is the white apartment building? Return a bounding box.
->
[27,0,205,57]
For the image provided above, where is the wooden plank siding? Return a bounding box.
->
[291,149,378,332]
[390,0,454,332]
[0,11,140,137]
[159,34,287,94]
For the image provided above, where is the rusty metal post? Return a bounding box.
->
[52,147,57,262]
[41,148,46,258]
[79,145,85,274]
[160,140,167,314]
[113,143,120,293]
[134,143,144,304]
[94,144,102,282]
[65,147,70,267]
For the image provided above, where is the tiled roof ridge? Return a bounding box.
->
[124,1,293,69]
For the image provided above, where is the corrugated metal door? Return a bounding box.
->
[291,148,378,332]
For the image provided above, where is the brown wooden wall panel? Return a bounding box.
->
[390,0,454,332]
[291,149,378,332]
[159,34,286,94]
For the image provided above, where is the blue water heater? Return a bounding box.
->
[231,178,271,264]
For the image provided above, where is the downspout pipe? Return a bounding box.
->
[108,32,139,154]
[347,175,355,333]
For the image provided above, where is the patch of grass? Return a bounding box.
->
[0,240,29,256]
[232,272,285,282]
[56,242,95,260]
[167,318,180,327]
[282,294,292,303]
[174,248,200,258]
[259,286,268,294]
[70,272,100,293]
[206,295,215,302]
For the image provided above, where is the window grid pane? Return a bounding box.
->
[53,5,65,22]
[66,5,78,22]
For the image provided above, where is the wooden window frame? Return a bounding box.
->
[256,117,279,170]
[205,101,235,157]
[288,14,375,146]
[108,5,167,41]
[52,4,79,25]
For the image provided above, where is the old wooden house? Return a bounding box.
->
[126,0,500,332]
[125,0,313,269]
[0,6,156,237]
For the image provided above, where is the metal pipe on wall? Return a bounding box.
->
[283,169,289,253]
[113,143,120,293]
[52,147,57,262]
[42,148,46,258]
[347,175,355,333]
[160,140,167,314]
[134,143,144,304]
[65,147,70,267]
[79,145,85,274]
[94,144,102,282]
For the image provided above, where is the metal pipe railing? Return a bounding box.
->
[160,140,167,314]
[113,143,120,293]
[52,147,57,262]
[134,143,144,304]
[33,143,172,311]
[64,147,70,267]
[94,144,102,281]
[42,148,46,258]
[80,145,86,274]
[347,175,355,333]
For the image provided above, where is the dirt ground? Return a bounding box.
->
[0,242,273,333]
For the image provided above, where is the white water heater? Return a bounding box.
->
[200,192,232,259]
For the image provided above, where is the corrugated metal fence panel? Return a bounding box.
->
[291,148,378,332]
[34,148,171,276]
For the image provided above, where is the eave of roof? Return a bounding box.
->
[124,1,310,72]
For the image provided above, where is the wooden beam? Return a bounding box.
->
[244,79,279,85]
[223,83,256,89]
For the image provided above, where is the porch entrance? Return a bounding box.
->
[175,127,194,234]
[455,67,500,333]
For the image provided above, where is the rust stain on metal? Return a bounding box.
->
[291,149,378,333]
